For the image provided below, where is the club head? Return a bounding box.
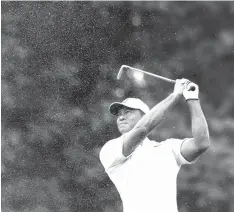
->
[117,65,127,80]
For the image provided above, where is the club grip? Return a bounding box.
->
[189,86,196,91]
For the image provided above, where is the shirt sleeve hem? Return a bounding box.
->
[103,134,134,174]
[179,138,198,165]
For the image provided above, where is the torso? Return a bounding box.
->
[108,138,180,212]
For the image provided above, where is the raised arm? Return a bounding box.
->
[180,84,210,162]
[122,79,185,157]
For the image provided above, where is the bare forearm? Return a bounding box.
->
[122,79,187,157]
[134,93,179,134]
[187,100,210,147]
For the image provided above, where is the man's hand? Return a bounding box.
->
[183,82,199,101]
[173,78,190,99]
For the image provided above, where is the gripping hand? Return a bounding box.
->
[173,78,190,97]
[183,82,199,101]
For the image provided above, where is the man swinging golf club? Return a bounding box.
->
[99,78,210,212]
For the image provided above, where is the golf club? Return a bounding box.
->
[117,65,195,91]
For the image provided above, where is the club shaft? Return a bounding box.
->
[121,65,175,84]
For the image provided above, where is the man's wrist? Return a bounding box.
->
[187,99,200,107]
[172,92,182,99]
[187,99,203,115]
[170,93,182,104]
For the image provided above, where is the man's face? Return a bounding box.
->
[116,107,143,134]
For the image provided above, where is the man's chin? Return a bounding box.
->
[119,127,130,134]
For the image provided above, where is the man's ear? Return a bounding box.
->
[139,110,145,116]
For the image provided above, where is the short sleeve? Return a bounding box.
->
[167,138,197,166]
[99,135,130,172]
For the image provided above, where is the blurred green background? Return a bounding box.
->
[1,2,234,212]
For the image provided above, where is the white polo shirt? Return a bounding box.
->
[99,135,195,212]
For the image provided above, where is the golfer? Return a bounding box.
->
[99,79,210,212]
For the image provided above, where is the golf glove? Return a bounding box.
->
[183,82,199,101]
